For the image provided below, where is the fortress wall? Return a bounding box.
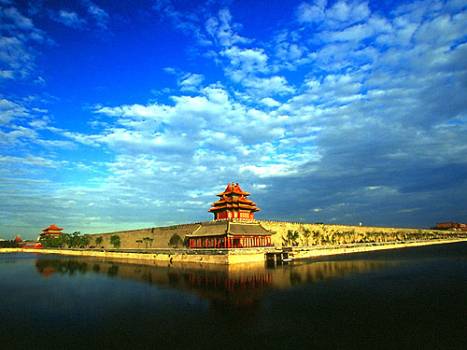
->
[258,220,463,246]
[88,223,200,249]
[82,220,465,249]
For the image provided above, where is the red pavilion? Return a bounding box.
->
[40,224,63,239]
[186,183,273,249]
[208,182,260,220]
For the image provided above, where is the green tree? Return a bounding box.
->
[168,234,183,248]
[143,237,154,248]
[60,233,71,247]
[95,236,103,247]
[110,235,121,249]
[284,230,300,247]
[80,235,91,248]
[302,228,312,246]
[40,235,65,248]
[64,232,82,248]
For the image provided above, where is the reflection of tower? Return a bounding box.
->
[35,259,57,277]
[35,258,89,278]
[184,268,273,313]
[209,183,260,221]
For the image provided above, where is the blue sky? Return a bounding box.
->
[1,0,466,239]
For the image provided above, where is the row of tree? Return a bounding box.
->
[40,233,121,249]
[38,233,192,250]
[281,227,467,247]
[40,232,90,248]
[0,240,20,248]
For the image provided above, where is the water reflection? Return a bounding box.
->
[35,256,397,309]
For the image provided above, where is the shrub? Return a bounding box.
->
[95,237,103,247]
[168,234,183,248]
[110,235,121,248]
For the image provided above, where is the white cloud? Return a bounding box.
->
[52,10,86,28]
[0,98,28,124]
[222,46,269,81]
[84,0,109,30]
[1,6,35,31]
[297,0,370,27]
[0,4,48,80]
[0,155,61,168]
[297,0,327,23]
[240,164,297,178]
[327,0,370,24]
[205,8,251,47]
[178,73,204,91]
[260,97,281,107]
[242,76,295,96]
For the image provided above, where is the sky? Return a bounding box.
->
[1,0,466,239]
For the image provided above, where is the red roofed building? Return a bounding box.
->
[186,183,273,249]
[21,241,43,249]
[40,224,64,239]
[209,182,260,221]
[435,222,467,231]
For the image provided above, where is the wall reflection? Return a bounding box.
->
[35,257,396,308]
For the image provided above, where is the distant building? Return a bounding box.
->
[40,224,64,239]
[186,183,273,248]
[434,222,467,231]
[21,241,43,249]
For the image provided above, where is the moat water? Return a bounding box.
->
[1,242,466,350]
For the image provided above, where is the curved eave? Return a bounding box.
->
[216,190,251,197]
[208,206,260,212]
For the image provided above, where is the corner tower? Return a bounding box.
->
[40,224,63,239]
[208,182,259,221]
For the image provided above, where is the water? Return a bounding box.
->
[1,243,466,350]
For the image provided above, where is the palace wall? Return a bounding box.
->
[88,223,200,249]
[85,220,466,249]
[258,220,463,246]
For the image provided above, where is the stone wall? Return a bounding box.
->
[258,220,467,246]
[88,223,200,249]
[85,220,467,249]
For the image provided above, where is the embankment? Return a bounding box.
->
[0,247,268,265]
[2,238,466,264]
[287,238,467,260]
